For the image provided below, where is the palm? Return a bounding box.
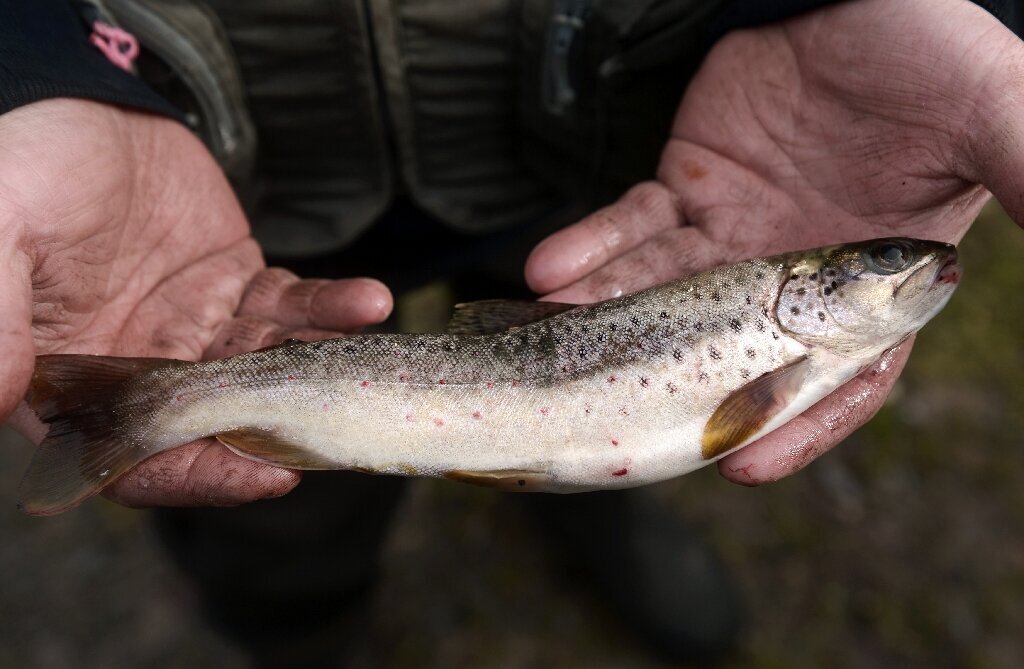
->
[526,0,1023,483]
[1,100,391,508]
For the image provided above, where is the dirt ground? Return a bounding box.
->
[1,202,1022,669]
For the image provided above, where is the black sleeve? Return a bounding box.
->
[0,0,181,119]
[710,0,1024,43]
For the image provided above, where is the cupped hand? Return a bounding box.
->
[0,98,392,509]
[526,0,1021,483]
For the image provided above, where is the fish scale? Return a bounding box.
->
[17,238,960,515]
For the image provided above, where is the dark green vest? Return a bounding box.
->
[102,0,728,256]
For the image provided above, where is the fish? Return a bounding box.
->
[17,238,961,515]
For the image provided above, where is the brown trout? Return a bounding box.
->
[18,238,960,515]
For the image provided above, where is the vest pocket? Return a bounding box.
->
[517,0,729,205]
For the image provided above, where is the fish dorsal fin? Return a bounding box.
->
[701,356,810,459]
[216,427,332,469]
[446,300,578,335]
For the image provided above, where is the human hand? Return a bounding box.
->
[0,98,392,509]
[525,0,1020,483]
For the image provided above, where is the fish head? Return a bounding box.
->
[776,238,960,357]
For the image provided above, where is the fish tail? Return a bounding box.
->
[18,354,184,516]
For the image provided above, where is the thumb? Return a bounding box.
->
[963,40,1024,227]
[0,237,34,424]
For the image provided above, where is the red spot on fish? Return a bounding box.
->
[287,374,296,381]
[360,380,370,388]
[539,407,550,416]
[398,374,409,382]
[433,418,445,427]
[607,375,617,383]
[612,468,628,477]
[217,382,227,388]
[486,382,495,389]
[175,394,185,402]
[611,439,619,446]
[472,411,482,420]
[512,379,522,387]
[322,402,331,412]
[406,414,415,422]
[438,379,447,385]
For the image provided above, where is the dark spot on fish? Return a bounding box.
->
[694,321,704,332]
[755,320,766,332]
[673,349,684,361]
[790,274,800,280]
[809,273,818,281]
[755,271,765,279]
[740,368,750,379]
[698,372,710,383]
[343,344,357,354]
[708,346,722,360]
[824,286,833,296]
[796,287,807,296]
[790,306,800,315]
[518,480,526,487]
[631,316,641,327]
[639,377,649,388]
[619,407,630,416]
[712,292,721,302]
[818,311,826,322]
[826,269,837,278]
[660,311,669,319]
[608,323,616,331]
[745,295,752,305]
[578,345,588,358]
[831,280,839,289]
[746,348,756,359]
[761,306,770,318]
[695,292,703,300]
[443,341,456,352]
[730,318,742,333]
[666,382,678,394]
[772,332,780,340]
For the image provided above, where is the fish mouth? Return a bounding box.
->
[935,253,961,286]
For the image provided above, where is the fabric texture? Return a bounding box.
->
[0,1,181,118]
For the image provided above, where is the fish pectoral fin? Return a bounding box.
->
[216,428,331,470]
[701,355,810,460]
[445,468,550,491]
[446,299,578,335]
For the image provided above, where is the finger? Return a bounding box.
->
[718,339,913,485]
[104,439,301,508]
[542,226,729,303]
[525,182,684,294]
[204,316,339,360]
[0,239,33,422]
[237,268,393,331]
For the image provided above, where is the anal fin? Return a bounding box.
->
[216,428,332,469]
[701,356,810,459]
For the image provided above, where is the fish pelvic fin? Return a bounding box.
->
[19,354,186,516]
[701,356,810,460]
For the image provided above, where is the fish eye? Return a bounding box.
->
[864,241,915,274]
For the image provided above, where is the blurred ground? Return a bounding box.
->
[2,202,1023,668]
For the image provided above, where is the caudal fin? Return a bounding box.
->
[19,354,184,516]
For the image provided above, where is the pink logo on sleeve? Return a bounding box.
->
[89,21,139,72]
